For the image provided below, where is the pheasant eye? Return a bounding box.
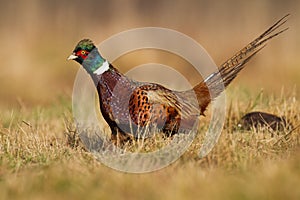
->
[81,50,86,55]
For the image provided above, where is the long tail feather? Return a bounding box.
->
[193,14,289,114]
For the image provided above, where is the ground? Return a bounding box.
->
[0,89,299,200]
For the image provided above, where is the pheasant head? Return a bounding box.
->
[68,39,108,75]
[68,39,95,64]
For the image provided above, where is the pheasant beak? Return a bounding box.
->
[67,53,78,60]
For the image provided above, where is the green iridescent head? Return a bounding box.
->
[67,39,96,64]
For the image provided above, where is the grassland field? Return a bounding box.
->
[0,88,299,200]
[1,1,300,199]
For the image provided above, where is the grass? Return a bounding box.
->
[0,90,299,200]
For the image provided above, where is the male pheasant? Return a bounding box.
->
[68,15,288,144]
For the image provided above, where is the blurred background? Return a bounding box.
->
[0,0,299,109]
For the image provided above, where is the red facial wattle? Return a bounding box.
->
[76,50,89,60]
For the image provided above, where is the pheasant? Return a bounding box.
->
[68,15,288,144]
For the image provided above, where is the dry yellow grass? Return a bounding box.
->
[0,90,299,200]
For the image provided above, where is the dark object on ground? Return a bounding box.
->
[238,111,290,131]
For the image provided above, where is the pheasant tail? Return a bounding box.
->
[193,14,289,114]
